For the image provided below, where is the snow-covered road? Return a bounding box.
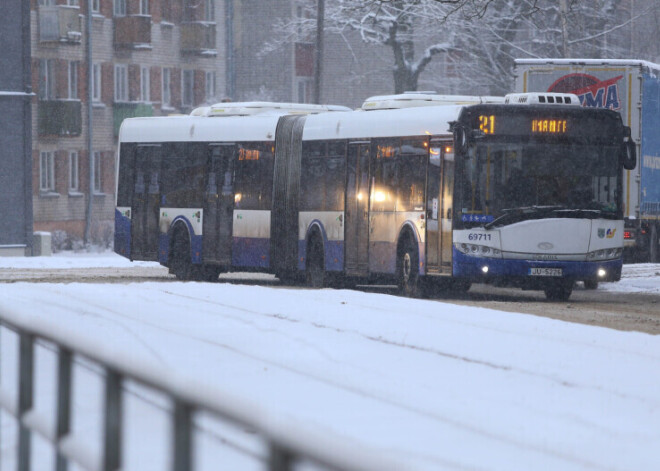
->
[1,254,660,470]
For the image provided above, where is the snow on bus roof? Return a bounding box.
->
[361,92,504,110]
[119,102,352,143]
[118,113,283,143]
[194,101,351,117]
[302,104,466,141]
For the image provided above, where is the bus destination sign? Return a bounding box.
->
[477,114,570,135]
[531,118,567,134]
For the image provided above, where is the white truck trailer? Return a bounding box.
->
[514,59,660,262]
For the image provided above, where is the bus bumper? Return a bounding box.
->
[452,249,623,285]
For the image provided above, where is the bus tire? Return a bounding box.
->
[190,265,221,282]
[583,279,598,290]
[450,279,472,293]
[398,237,421,298]
[544,280,573,301]
[650,223,659,264]
[305,233,325,288]
[169,225,193,281]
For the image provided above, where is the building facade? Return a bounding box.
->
[31,0,225,247]
[28,0,422,248]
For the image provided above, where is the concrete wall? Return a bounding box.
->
[0,0,33,255]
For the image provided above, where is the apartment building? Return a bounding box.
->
[31,0,224,246]
[28,0,403,247]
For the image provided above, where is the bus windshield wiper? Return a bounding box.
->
[552,207,618,219]
[484,205,566,230]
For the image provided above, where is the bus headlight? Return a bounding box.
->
[455,243,502,258]
[587,248,622,260]
[597,268,607,278]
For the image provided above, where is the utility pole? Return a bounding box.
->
[84,0,94,245]
[314,0,324,104]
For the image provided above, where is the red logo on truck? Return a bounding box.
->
[547,73,623,110]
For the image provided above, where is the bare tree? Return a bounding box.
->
[263,0,658,99]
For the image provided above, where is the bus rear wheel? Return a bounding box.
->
[305,235,325,288]
[169,227,193,281]
[190,265,221,282]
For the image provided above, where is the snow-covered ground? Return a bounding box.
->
[1,253,659,470]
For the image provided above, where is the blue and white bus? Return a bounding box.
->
[115,93,635,300]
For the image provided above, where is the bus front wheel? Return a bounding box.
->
[398,238,421,297]
[544,280,573,301]
[583,279,598,290]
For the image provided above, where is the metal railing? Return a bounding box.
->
[0,307,403,471]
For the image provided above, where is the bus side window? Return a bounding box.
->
[234,143,274,210]
[398,138,427,211]
[371,139,397,212]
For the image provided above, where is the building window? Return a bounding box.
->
[92,63,102,102]
[140,67,150,102]
[182,70,194,107]
[205,71,216,102]
[114,0,126,17]
[40,151,55,192]
[139,0,149,15]
[93,151,102,193]
[161,0,172,22]
[183,0,193,22]
[68,61,79,99]
[114,64,128,102]
[38,59,56,100]
[297,77,313,104]
[205,0,215,21]
[69,151,79,192]
[67,0,80,6]
[39,0,56,5]
[162,68,171,107]
[91,0,100,13]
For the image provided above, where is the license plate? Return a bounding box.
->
[529,267,563,277]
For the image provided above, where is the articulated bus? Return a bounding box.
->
[115,93,636,300]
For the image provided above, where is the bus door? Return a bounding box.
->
[203,144,236,266]
[345,142,370,275]
[426,142,454,273]
[440,147,455,269]
[132,144,162,260]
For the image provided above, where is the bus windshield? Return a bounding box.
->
[457,141,622,228]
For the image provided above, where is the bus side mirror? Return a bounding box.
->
[622,140,636,170]
[453,126,469,155]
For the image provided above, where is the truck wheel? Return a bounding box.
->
[650,224,659,263]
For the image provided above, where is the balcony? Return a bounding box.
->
[114,15,152,49]
[180,22,217,56]
[38,100,82,137]
[39,5,82,44]
[113,102,154,136]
